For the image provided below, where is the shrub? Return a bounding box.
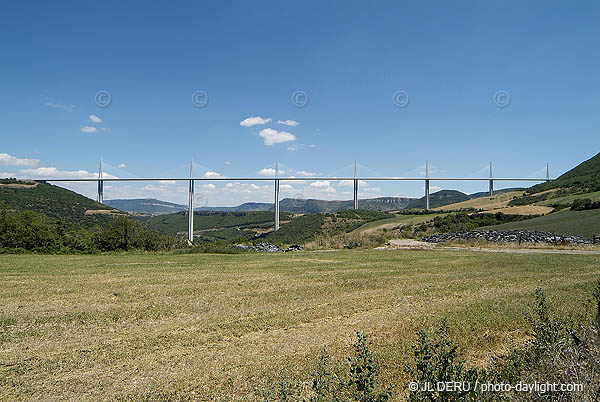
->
[405,320,485,402]
[571,198,600,211]
[262,332,392,401]
[91,216,184,252]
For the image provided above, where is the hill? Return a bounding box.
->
[0,180,119,229]
[529,152,600,193]
[197,191,475,214]
[142,210,295,242]
[104,189,521,216]
[263,209,394,244]
[142,209,395,244]
[468,187,524,199]
[477,208,600,239]
[105,198,187,215]
[196,198,402,213]
[406,190,470,209]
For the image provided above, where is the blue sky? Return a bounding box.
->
[1,1,599,206]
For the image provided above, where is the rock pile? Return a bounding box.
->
[234,242,305,252]
[422,230,590,245]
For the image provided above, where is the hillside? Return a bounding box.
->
[143,209,394,244]
[0,180,119,229]
[529,152,600,193]
[433,190,525,211]
[263,210,394,244]
[406,190,470,209]
[477,208,600,239]
[142,211,295,242]
[105,198,187,215]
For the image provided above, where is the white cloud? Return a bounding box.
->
[281,178,305,185]
[310,180,331,188]
[88,114,102,123]
[277,119,300,127]
[224,161,231,165]
[224,182,271,194]
[258,167,286,176]
[43,97,75,112]
[338,180,369,187]
[279,183,295,191]
[203,171,223,178]
[159,180,176,184]
[286,143,315,151]
[0,153,40,167]
[80,126,98,133]
[118,163,127,168]
[18,167,117,179]
[422,185,442,192]
[308,180,336,194]
[296,170,319,177]
[201,183,216,190]
[240,116,271,127]
[259,128,296,146]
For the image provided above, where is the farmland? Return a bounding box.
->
[1,250,599,401]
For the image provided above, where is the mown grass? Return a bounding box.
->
[1,250,599,401]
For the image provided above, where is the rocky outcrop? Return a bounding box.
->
[234,242,305,252]
[422,230,590,244]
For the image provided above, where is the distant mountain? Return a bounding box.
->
[197,197,410,213]
[105,198,188,215]
[0,180,119,228]
[406,190,470,209]
[197,202,273,212]
[529,152,600,193]
[104,188,525,216]
[197,191,473,213]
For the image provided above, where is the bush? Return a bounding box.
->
[0,209,184,253]
[262,332,392,401]
[91,216,184,252]
[428,212,540,234]
[405,319,486,402]
[571,198,600,211]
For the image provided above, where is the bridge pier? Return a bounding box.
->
[188,161,194,243]
[274,179,280,230]
[489,161,494,197]
[425,179,430,210]
[274,161,280,231]
[97,158,104,204]
[425,160,430,210]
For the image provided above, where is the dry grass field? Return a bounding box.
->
[432,190,525,211]
[1,250,599,401]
